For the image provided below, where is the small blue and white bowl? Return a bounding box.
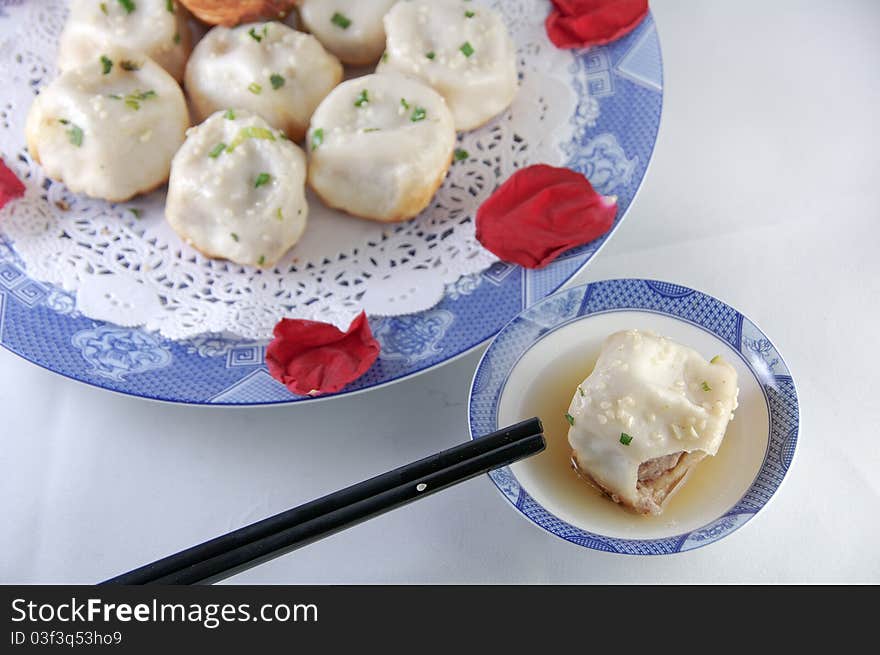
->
[468,279,800,555]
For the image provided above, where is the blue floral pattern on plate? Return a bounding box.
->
[468,279,800,555]
[71,326,172,381]
[0,13,663,405]
[374,310,456,364]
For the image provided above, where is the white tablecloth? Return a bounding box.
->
[2,0,879,584]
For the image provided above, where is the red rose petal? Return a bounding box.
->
[476,164,617,269]
[546,0,649,49]
[266,311,381,396]
[0,158,26,212]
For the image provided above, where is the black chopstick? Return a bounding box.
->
[101,417,544,585]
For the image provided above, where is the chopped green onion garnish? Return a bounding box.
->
[400,98,410,110]
[460,41,474,57]
[701,381,712,392]
[129,208,141,218]
[331,12,351,29]
[276,208,284,221]
[100,2,108,14]
[363,127,380,133]
[710,355,721,364]
[354,89,369,107]
[227,126,276,151]
[619,432,633,445]
[578,386,585,397]
[120,60,141,71]
[248,82,262,95]
[454,148,469,162]
[166,0,174,13]
[230,233,239,242]
[248,25,269,43]
[258,255,265,266]
[270,73,285,90]
[173,32,181,44]
[117,0,136,14]
[224,109,236,120]
[564,413,575,426]
[100,55,112,75]
[254,172,271,188]
[411,106,427,122]
[381,52,389,63]
[208,142,226,158]
[60,120,83,147]
[425,51,435,60]
[311,128,324,150]
[465,10,475,18]
[111,89,156,110]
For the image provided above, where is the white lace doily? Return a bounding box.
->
[0,0,578,340]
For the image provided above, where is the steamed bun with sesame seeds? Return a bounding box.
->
[566,330,740,516]
[298,0,397,66]
[377,0,518,131]
[306,72,455,223]
[178,0,298,27]
[165,110,308,267]
[184,22,343,142]
[25,48,189,202]
[58,0,193,83]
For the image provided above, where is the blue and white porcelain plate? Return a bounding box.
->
[0,8,663,405]
[468,279,800,554]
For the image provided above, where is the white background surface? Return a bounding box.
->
[2,0,879,584]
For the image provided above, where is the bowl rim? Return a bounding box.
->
[467,278,800,555]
